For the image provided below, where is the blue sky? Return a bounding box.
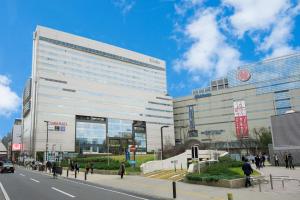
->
[0,0,299,138]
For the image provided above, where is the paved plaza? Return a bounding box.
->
[54,166,300,200]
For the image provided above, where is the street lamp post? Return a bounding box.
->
[44,121,49,162]
[160,125,169,160]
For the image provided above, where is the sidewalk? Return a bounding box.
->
[56,166,300,200]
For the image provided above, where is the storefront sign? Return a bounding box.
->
[233,101,249,138]
[194,93,211,99]
[201,130,225,135]
[48,121,67,132]
[12,143,22,151]
[237,69,251,82]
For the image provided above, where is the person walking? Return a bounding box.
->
[284,153,289,168]
[274,154,279,166]
[255,155,260,169]
[85,163,90,174]
[52,162,57,179]
[261,154,266,167]
[75,162,80,174]
[242,158,253,188]
[90,162,94,174]
[288,153,295,169]
[119,162,125,179]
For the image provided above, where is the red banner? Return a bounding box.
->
[233,101,249,138]
[12,143,22,151]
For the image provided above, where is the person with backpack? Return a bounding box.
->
[242,158,253,188]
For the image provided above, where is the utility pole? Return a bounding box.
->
[44,121,49,162]
[160,125,169,160]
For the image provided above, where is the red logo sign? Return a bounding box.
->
[237,69,251,82]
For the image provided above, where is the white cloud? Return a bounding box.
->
[223,0,300,57]
[223,0,290,37]
[0,75,20,116]
[174,0,299,80]
[174,8,241,78]
[113,0,135,15]
[174,0,204,15]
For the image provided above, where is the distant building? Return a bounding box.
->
[0,141,7,160]
[22,26,174,159]
[270,112,300,165]
[11,119,22,161]
[174,53,300,153]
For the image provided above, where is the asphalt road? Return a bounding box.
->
[0,167,159,200]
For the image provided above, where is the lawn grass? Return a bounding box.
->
[111,154,155,167]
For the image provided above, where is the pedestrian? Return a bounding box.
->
[85,163,90,174]
[70,161,74,171]
[284,153,289,168]
[274,154,279,166]
[75,162,80,174]
[255,155,260,169]
[90,162,94,174]
[119,162,125,179]
[52,162,57,179]
[261,154,266,167]
[242,158,253,188]
[288,153,295,169]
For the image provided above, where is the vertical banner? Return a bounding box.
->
[233,101,249,138]
[188,105,195,130]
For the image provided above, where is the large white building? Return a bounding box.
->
[23,26,174,159]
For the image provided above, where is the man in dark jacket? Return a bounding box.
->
[242,159,253,187]
[119,162,125,179]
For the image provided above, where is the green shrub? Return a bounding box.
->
[186,156,244,182]
[61,157,130,170]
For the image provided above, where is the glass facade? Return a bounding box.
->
[227,54,300,95]
[108,119,133,138]
[76,122,107,153]
[76,115,147,154]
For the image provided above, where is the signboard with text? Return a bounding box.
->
[233,101,249,138]
[48,121,67,132]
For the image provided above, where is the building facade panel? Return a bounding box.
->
[23,26,174,158]
[174,53,300,152]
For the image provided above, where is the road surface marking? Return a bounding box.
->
[61,178,149,200]
[169,174,180,179]
[21,167,149,200]
[30,178,40,183]
[0,182,11,200]
[51,187,76,198]
[19,173,25,176]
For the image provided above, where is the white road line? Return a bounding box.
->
[169,174,180,179]
[30,178,40,183]
[0,182,11,200]
[51,187,76,198]
[19,173,25,177]
[61,178,150,200]
[21,167,149,200]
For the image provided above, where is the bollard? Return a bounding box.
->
[85,171,87,181]
[258,179,261,192]
[67,169,69,178]
[227,193,233,200]
[75,170,77,179]
[270,174,273,190]
[172,181,176,199]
